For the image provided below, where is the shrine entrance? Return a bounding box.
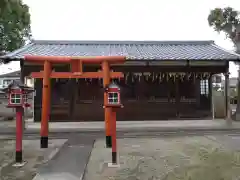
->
[25,55,126,148]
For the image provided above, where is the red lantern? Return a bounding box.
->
[105,82,123,108]
[107,83,120,105]
[2,81,33,108]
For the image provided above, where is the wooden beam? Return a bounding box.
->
[149,60,187,66]
[71,60,80,72]
[25,55,126,64]
[189,60,226,66]
[30,71,124,79]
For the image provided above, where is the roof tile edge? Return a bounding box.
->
[31,40,215,45]
[0,43,34,60]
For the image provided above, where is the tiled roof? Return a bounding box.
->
[1,40,240,61]
[0,70,21,78]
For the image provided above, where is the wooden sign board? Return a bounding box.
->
[149,60,187,66]
[189,60,226,66]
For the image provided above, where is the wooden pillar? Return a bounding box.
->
[40,60,51,148]
[225,72,231,122]
[102,61,111,148]
[175,77,180,117]
[210,75,215,120]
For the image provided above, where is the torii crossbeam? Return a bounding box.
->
[24,55,126,148]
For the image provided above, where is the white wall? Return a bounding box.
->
[25,77,34,87]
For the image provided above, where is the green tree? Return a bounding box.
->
[208,7,240,120]
[0,0,31,57]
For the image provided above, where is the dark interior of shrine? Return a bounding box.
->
[26,63,227,122]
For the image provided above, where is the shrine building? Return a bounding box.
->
[1,40,240,122]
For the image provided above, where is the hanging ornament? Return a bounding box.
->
[133,73,137,82]
[193,73,196,83]
[138,73,141,82]
[195,73,198,79]
[172,73,176,82]
[179,73,185,81]
[134,73,142,82]
[162,73,165,78]
[169,73,172,80]
[202,72,206,79]
[125,73,129,83]
[176,73,179,81]
[143,72,149,81]
[204,72,210,80]
[152,72,155,82]
[56,78,59,82]
[131,74,134,82]
[158,73,162,83]
[187,73,191,80]
[76,78,78,82]
[143,72,150,81]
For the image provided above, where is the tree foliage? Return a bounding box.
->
[208,7,240,52]
[0,0,31,55]
[208,7,240,119]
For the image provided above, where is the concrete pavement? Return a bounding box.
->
[0,139,67,180]
[1,119,240,135]
[33,136,95,180]
[24,119,240,132]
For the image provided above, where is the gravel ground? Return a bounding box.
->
[0,139,67,180]
[84,135,240,180]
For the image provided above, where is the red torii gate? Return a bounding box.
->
[24,55,126,148]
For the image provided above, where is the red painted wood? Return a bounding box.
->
[24,55,125,64]
[16,107,23,152]
[111,109,117,153]
[30,72,124,79]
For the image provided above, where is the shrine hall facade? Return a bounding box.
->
[1,40,240,122]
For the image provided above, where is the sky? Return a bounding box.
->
[0,0,239,76]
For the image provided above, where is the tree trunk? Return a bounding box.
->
[234,69,240,120]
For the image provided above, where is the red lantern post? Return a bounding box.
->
[104,82,123,166]
[2,81,33,164]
